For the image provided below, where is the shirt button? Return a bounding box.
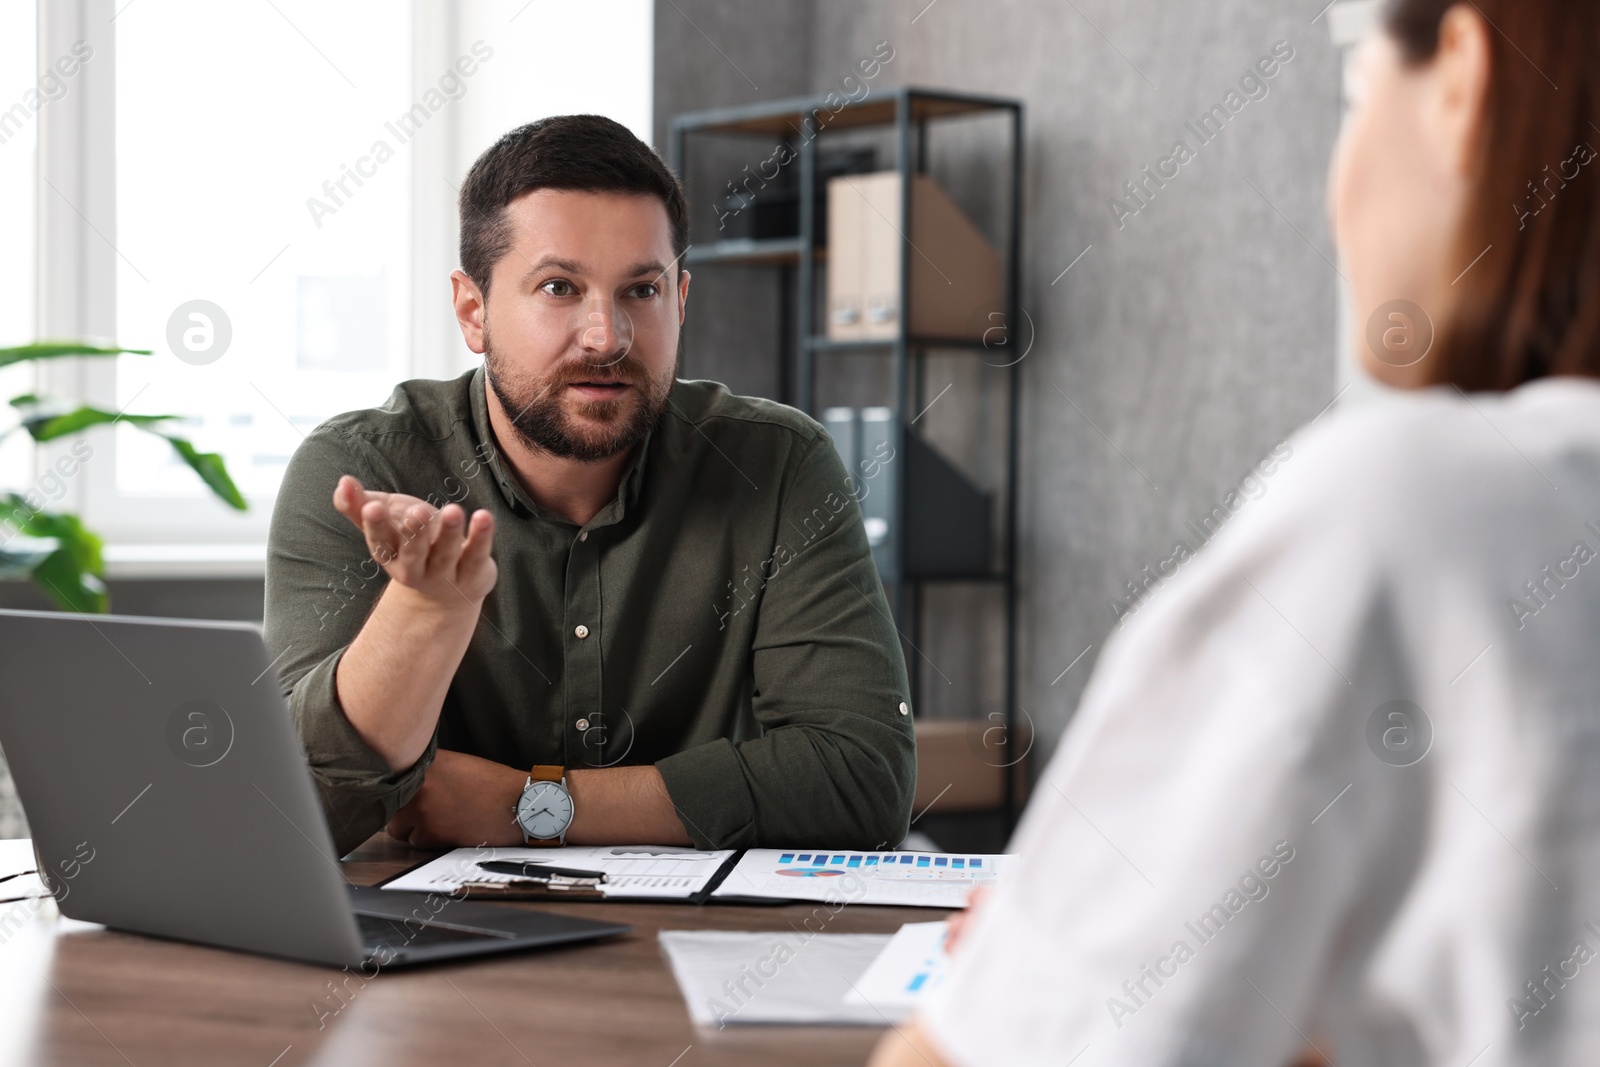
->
[576,718,590,731]
[579,530,588,541]
[574,624,590,639]
[898,702,910,716]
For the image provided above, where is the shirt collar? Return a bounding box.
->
[467,361,656,529]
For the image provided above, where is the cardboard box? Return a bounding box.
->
[826,170,1004,342]
[911,718,1031,813]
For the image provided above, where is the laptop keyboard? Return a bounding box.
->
[356,912,508,954]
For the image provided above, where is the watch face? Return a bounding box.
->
[516,780,573,840]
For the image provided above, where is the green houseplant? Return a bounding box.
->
[0,342,247,613]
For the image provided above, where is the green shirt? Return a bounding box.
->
[264,365,915,856]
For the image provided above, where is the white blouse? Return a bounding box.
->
[922,377,1600,1067]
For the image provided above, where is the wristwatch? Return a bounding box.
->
[513,764,573,846]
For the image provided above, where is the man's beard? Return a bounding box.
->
[484,334,677,462]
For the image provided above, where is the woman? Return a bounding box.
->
[871,0,1600,1064]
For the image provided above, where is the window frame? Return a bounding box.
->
[31,0,472,570]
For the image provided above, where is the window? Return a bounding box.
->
[111,1,413,507]
[24,0,654,558]
[0,1,38,493]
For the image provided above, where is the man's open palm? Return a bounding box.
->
[332,475,498,607]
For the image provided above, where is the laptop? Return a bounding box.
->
[0,607,631,967]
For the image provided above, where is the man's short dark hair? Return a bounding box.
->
[458,114,688,296]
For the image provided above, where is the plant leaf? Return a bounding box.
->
[2,504,109,613]
[22,508,105,576]
[0,493,27,530]
[164,437,248,511]
[10,409,248,512]
[30,547,108,613]
[19,403,178,441]
[0,342,153,369]
[0,536,57,579]
[0,493,54,539]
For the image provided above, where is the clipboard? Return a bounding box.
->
[374,847,746,905]
[447,879,610,901]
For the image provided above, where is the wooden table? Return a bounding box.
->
[0,835,949,1067]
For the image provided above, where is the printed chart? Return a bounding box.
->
[845,921,952,1010]
[711,849,1011,908]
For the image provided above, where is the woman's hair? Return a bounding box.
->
[1383,0,1599,390]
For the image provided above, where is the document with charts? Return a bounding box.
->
[381,845,738,901]
[709,849,1013,908]
[844,921,952,1010]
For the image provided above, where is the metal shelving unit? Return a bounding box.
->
[670,86,1025,830]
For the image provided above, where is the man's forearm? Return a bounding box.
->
[566,766,693,845]
[336,581,479,772]
[387,756,694,847]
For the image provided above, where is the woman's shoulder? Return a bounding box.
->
[1275,376,1600,532]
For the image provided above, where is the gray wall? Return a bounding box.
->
[655,0,1341,767]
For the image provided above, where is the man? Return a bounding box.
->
[264,115,915,857]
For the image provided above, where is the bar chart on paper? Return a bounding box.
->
[710,849,1013,908]
[845,921,952,1011]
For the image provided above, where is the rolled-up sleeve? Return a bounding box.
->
[263,427,435,856]
[655,433,917,849]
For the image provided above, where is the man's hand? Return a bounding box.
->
[386,750,525,849]
[330,475,498,772]
[332,474,497,608]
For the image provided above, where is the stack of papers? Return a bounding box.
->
[381,845,738,902]
[659,920,953,1027]
[660,930,894,1026]
[711,848,1010,908]
[844,922,952,1009]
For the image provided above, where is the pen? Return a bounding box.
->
[477,860,609,882]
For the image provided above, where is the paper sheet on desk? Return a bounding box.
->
[0,839,36,879]
[380,845,737,901]
[660,930,898,1026]
[843,921,951,1010]
[710,848,1012,908]
[0,839,47,903]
